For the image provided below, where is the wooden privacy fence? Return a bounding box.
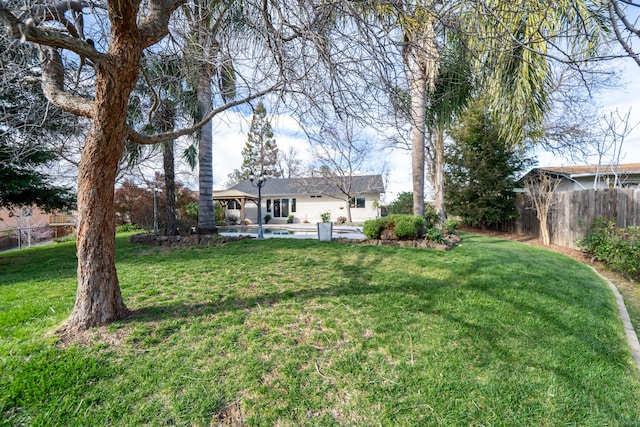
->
[498,188,640,248]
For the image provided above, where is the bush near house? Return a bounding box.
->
[578,217,640,281]
[363,214,427,240]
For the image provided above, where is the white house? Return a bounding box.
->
[214,175,385,224]
[522,163,640,191]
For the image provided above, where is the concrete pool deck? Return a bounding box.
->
[217,224,366,240]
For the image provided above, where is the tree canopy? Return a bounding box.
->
[228,101,280,186]
[445,101,534,228]
[0,141,75,211]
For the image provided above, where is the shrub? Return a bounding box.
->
[320,212,331,222]
[578,217,640,281]
[264,214,272,224]
[54,233,76,244]
[426,227,444,243]
[336,216,347,224]
[443,218,459,235]
[363,215,425,240]
[424,204,439,229]
[116,224,145,233]
[394,215,427,240]
[363,218,384,239]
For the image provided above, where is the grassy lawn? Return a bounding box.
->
[1,232,640,426]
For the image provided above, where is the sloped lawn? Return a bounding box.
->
[1,233,639,426]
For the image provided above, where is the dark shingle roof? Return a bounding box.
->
[229,175,385,197]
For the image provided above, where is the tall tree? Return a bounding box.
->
[445,100,533,229]
[0,140,75,211]
[0,0,281,332]
[178,0,283,234]
[228,101,280,183]
[343,0,607,222]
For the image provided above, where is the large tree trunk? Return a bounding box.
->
[409,75,427,218]
[60,6,142,332]
[156,102,178,236]
[163,141,178,236]
[403,21,438,218]
[196,72,217,234]
[430,126,446,224]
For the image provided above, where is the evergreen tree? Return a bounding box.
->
[0,141,75,211]
[445,101,533,229]
[386,192,414,215]
[228,101,280,183]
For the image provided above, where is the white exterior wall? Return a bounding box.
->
[235,193,381,224]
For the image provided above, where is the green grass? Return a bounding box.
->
[1,233,640,426]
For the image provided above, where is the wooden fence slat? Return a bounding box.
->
[501,188,640,248]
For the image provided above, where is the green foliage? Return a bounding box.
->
[424,204,439,229]
[394,215,427,240]
[320,211,331,222]
[363,217,384,239]
[443,218,459,235]
[228,101,281,185]
[385,191,414,215]
[0,141,75,211]
[445,100,533,228]
[578,217,640,281]
[363,215,426,240]
[264,214,272,224]
[185,202,199,222]
[115,224,145,233]
[385,192,439,228]
[426,227,445,243]
[213,202,225,222]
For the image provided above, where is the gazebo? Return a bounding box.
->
[212,189,257,222]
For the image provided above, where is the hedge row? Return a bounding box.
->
[363,215,428,240]
[578,217,640,281]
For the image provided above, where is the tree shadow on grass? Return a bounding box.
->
[122,246,451,325]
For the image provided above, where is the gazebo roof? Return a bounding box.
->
[213,189,257,201]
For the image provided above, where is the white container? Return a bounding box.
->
[317,222,333,241]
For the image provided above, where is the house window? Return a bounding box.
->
[350,196,366,208]
[228,200,241,210]
[269,198,294,218]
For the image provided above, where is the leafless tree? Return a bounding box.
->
[591,109,637,188]
[308,120,381,223]
[524,172,563,245]
[278,146,305,179]
[608,0,640,67]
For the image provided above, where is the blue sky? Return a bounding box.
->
[537,58,640,168]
